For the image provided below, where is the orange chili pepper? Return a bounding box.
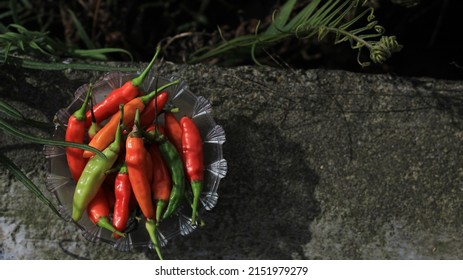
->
[83,80,178,158]
[126,110,154,220]
[126,109,163,260]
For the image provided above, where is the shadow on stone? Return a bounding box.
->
[0,66,88,121]
[152,115,320,259]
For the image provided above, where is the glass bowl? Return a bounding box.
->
[44,71,227,252]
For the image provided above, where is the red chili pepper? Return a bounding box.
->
[126,109,163,260]
[164,112,183,154]
[84,47,161,127]
[149,144,172,223]
[87,187,125,237]
[83,80,178,158]
[112,163,132,237]
[139,91,169,128]
[65,84,92,182]
[180,116,204,225]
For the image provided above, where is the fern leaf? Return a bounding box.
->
[265,0,297,35]
[188,0,402,67]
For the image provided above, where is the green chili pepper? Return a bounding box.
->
[71,104,124,222]
[146,128,185,221]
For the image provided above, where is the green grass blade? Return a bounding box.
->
[19,0,32,9]
[9,0,20,24]
[0,117,106,159]
[0,99,24,119]
[3,55,139,72]
[29,40,52,56]
[2,42,11,62]
[73,48,134,61]
[0,23,7,33]
[0,10,13,20]
[0,99,54,129]
[9,23,28,33]
[67,9,96,50]
[0,153,63,219]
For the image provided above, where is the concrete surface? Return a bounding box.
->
[0,62,462,259]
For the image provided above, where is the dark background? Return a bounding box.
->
[1,0,462,80]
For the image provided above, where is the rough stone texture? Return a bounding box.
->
[0,62,462,259]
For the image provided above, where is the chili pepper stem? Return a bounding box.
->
[190,181,203,225]
[156,200,166,224]
[88,93,102,138]
[96,216,126,238]
[139,80,180,104]
[131,46,161,87]
[74,84,93,121]
[145,219,163,260]
[184,190,206,227]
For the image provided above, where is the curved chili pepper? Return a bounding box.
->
[126,109,163,260]
[146,127,185,221]
[87,187,125,237]
[83,80,179,158]
[180,116,204,225]
[65,84,92,182]
[164,112,183,154]
[71,105,123,222]
[84,46,161,127]
[112,163,132,237]
[139,91,169,128]
[149,144,172,223]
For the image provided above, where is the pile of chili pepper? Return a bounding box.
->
[64,48,205,260]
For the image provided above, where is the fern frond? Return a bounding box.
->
[188,0,402,67]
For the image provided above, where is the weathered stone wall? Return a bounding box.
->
[1,62,462,259]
